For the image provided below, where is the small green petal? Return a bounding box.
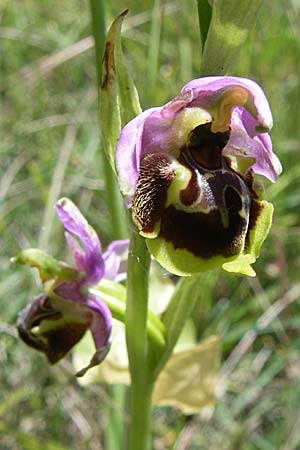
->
[11,248,78,283]
[146,199,274,277]
[247,200,274,258]
[223,200,274,276]
[222,254,256,276]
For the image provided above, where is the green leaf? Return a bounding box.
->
[99,12,124,168]
[99,10,141,168]
[115,19,142,124]
[162,275,203,350]
[200,0,263,75]
[150,274,206,379]
[197,0,213,51]
[152,336,221,414]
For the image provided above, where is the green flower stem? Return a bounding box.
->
[127,380,154,450]
[125,228,153,450]
[89,0,106,81]
[89,5,128,449]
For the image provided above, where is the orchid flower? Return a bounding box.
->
[16,198,129,376]
[116,76,282,276]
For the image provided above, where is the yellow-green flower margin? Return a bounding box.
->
[146,199,273,277]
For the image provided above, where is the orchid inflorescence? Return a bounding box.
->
[14,76,281,375]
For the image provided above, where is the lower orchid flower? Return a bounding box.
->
[14,198,129,376]
[116,76,282,276]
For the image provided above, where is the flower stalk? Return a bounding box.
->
[125,228,153,450]
[89,0,106,81]
[96,10,155,449]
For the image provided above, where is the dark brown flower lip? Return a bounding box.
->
[132,140,254,260]
[158,166,251,260]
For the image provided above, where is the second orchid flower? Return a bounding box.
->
[15,198,128,376]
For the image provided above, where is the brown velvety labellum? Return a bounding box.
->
[17,295,91,364]
[45,322,88,363]
[132,153,174,233]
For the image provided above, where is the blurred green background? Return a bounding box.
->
[1,0,300,449]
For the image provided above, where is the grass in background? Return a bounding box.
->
[1,0,300,449]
